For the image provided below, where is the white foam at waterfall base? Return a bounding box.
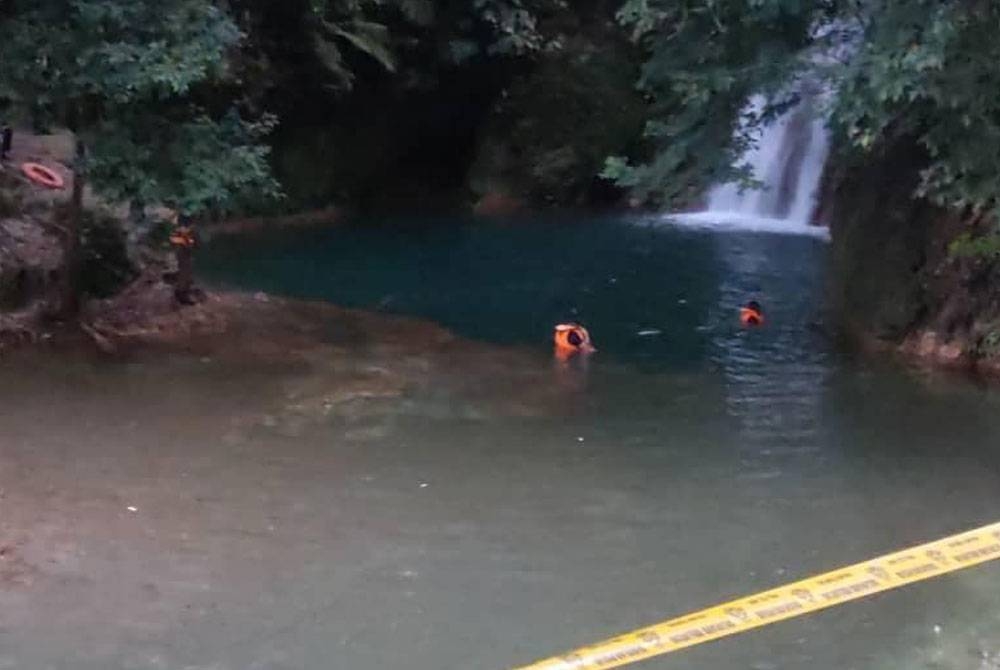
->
[665,94,832,240]
[666,210,830,240]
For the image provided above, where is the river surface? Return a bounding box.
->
[1,215,999,670]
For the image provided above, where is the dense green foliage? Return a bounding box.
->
[236,0,597,210]
[469,16,646,206]
[0,0,287,312]
[604,0,818,206]
[0,0,593,216]
[835,1,1000,216]
[607,0,1000,217]
[234,0,566,99]
[0,0,279,218]
[87,111,279,216]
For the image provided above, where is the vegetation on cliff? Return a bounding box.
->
[3,0,1000,367]
[606,0,1000,220]
[241,0,643,211]
[0,0,279,314]
[0,0,636,324]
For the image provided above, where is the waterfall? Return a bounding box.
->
[657,17,863,239]
[707,96,829,224]
[670,94,832,239]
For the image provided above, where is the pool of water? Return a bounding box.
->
[0,215,997,670]
[200,214,830,371]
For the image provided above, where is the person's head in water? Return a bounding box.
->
[746,300,762,314]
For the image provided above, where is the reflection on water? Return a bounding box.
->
[200,214,725,371]
[707,233,831,482]
[0,216,996,669]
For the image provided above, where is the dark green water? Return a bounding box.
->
[200,214,829,373]
[195,215,1000,669]
[3,215,995,670]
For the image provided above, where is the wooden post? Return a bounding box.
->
[58,139,86,318]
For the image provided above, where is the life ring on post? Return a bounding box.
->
[20,162,65,190]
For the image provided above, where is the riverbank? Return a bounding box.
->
[824,136,1000,380]
[78,278,585,429]
[3,127,1000,385]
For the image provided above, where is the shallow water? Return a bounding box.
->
[0,215,998,670]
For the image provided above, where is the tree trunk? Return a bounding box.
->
[58,139,86,318]
[172,214,199,305]
[174,244,195,304]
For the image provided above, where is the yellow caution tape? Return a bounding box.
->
[512,521,1000,670]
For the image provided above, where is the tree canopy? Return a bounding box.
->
[232,0,568,102]
[5,0,997,231]
[0,0,279,217]
[0,0,284,312]
[606,0,1000,218]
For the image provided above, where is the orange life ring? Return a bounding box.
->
[20,162,65,190]
[554,323,596,356]
[740,307,764,327]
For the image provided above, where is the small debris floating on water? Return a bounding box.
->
[127,506,138,513]
[637,329,662,337]
[577,437,585,442]
[419,482,429,489]
[933,624,942,634]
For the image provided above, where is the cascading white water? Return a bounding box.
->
[670,94,832,239]
[707,95,830,225]
[661,18,862,238]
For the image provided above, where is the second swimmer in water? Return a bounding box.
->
[740,300,765,327]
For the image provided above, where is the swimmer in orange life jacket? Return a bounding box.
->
[554,323,596,358]
[740,300,765,327]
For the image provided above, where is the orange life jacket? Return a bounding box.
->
[554,324,596,355]
[740,307,764,327]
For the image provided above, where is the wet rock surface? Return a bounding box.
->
[824,136,1000,377]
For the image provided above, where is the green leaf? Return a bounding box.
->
[327,20,397,73]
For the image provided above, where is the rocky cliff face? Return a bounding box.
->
[824,137,1000,373]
